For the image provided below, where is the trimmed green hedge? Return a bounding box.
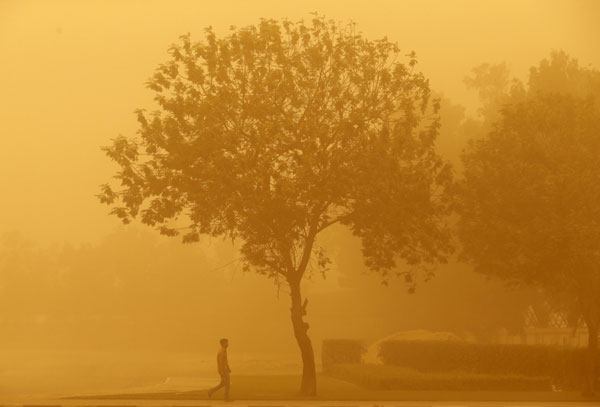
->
[322,339,365,371]
[379,341,595,388]
[327,363,551,391]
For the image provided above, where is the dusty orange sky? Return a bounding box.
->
[1,0,599,245]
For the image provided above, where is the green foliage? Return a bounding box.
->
[326,363,551,391]
[529,50,600,98]
[322,339,365,370]
[464,62,525,124]
[98,15,453,282]
[458,52,600,332]
[461,95,600,279]
[379,340,595,388]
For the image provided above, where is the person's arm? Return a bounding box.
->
[217,350,225,373]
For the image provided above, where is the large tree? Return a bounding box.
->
[98,16,453,395]
[458,52,600,395]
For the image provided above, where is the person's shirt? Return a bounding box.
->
[217,347,230,374]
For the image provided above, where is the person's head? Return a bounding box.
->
[220,338,229,348]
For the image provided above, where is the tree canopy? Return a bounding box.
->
[99,16,453,282]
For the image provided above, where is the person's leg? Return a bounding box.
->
[223,372,230,400]
[208,374,226,397]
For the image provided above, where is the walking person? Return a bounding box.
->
[208,338,232,401]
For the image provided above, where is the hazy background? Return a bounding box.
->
[1,0,599,399]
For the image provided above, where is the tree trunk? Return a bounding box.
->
[289,279,317,396]
[583,319,598,396]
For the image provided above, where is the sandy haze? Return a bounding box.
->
[0,0,599,399]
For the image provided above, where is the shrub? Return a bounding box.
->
[322,339,365,371]
[378,341,592,388]
[326,363,551,391]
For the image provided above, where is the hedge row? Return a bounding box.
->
[322,339,365,371]
[379,341,596,388]
[326,363,551,391]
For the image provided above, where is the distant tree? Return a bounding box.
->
[458,51,600,395]
[332,229,543,341]
[98,16,453,395]
[435,94,486,175]
[464,62,526,127]
[528,51,600,98]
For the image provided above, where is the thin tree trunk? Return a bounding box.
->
[583,319,598,396]
[289,279,317,396]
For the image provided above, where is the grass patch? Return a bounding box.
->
[68,373,600,402]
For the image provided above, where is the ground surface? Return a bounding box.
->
[4,374,600,406]
[2,399,600,407]
[62,375,600,403]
